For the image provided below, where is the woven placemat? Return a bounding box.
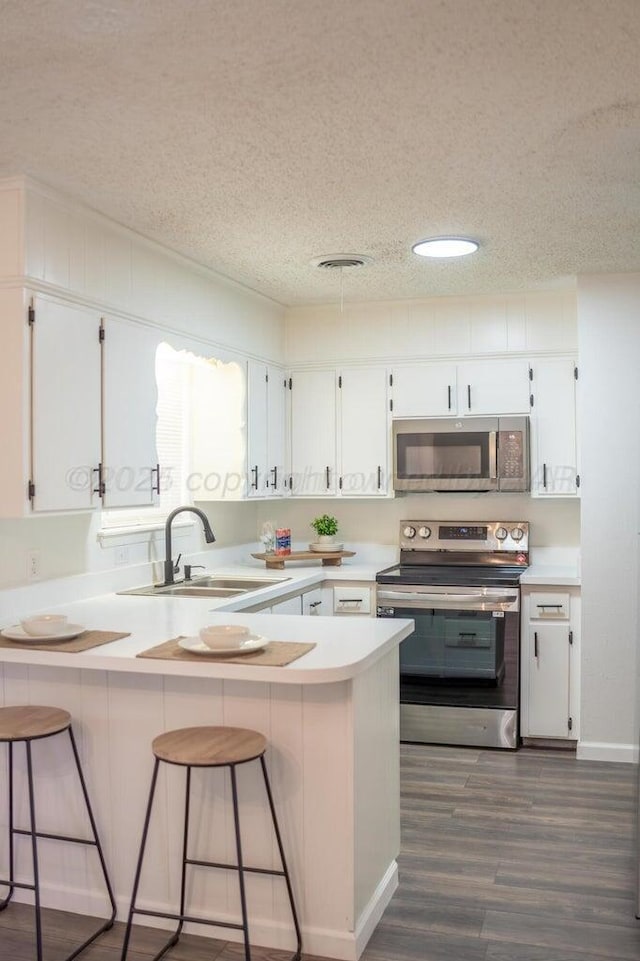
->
[0,629,130,653]
[137,636,315,667]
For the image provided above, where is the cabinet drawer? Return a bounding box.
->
[529,592,570,619]
[334,586,371,615]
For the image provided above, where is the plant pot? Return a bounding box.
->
[315,535,335,545]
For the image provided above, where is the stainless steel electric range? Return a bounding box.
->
[376,520,529,749]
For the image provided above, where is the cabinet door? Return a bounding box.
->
[31,297,101,512]
[267,365,287,496]
[530,358,577,496]
[526,623,571,737]
[247,361,269,497]
[271,595,303,615]
[392,364,457,417]
[340,367,389,495]
[302,587,325,615]
[290,370,337,495]
[458,359,530,415]
[102,318,160,508]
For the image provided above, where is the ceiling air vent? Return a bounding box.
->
[310,253,373,270]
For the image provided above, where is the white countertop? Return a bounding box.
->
[520,565,581,586]
[0,575,413,684]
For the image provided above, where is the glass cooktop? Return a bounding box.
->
[375,563,524,589]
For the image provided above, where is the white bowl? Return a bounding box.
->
[199,624,250,650]
[20,614,69,637]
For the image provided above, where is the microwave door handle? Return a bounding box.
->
[489,430,498,479]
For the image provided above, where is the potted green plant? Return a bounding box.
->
[310,514,339,548]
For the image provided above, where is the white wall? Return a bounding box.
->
[577,273,640,762]
[256,495,580,550]
[0,177,281,588]
[285,287,577,365]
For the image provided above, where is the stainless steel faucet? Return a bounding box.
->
[163,507,215,586]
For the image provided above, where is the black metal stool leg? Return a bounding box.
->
[25,740,44,961]
[121,758,187,961]
[259,755,302,961]
[230,764,251,961]
[0,741,15,910]
[63,726,117,958]
[121,757,161,961]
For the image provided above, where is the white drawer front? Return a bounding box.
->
[529,591,570,619]
[334,586,371,615]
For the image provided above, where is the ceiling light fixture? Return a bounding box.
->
[412,237,479,258]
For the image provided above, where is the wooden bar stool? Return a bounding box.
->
[120,725,302,961]
[0,705,116,961]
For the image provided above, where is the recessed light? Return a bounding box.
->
[412,237,479,258]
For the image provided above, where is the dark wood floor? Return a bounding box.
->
[1,744,638,961]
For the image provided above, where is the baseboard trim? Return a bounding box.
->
[576,740,639,763]
[13,867,400,961]
[354,860,398,958]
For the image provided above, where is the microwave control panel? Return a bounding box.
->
[399,521,529,553]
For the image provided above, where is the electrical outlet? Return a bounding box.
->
[27,550,40,581]
[115,546,130,566]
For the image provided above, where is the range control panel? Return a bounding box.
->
[399,520,529,553]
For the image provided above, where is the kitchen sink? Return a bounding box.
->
[118,575,289,599]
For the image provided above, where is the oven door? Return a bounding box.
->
[377,584,520,748]
[393,418,499,492]
[377,585,517,681]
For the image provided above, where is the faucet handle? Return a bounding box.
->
[172,553,182,574]
[184,563,205,581]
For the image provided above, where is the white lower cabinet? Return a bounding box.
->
[520,587,580,741]
[269,595,303,615]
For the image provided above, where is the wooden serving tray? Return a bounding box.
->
[251,550,356,569]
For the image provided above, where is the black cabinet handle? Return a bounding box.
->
[377,465,382,490]
[151,463,161,495]
[92,463,105,497]
[543,463,547,489]
[467,385,471,410]
[309,601,322,609]
[448,385,452,410]
[251,466,258,490]
[326,466,330,489]
[270,466,278,489]
[534,632,539,658]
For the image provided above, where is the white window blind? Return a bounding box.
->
[101,342,245,530]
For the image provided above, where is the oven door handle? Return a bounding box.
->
[377,590,518,605]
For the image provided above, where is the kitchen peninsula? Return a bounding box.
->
[0,587,412,961]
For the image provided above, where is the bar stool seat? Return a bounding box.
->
[0,705,71,741]
[121,725,302,961]
[0,704,116,961]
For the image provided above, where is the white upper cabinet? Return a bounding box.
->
[266,365,287,496]
[289,369,337,496]
[247,361,287,498]
[457,359,531,415]
[30,296,102,512]
[102,317,160,508]
[391,365,457,417]
[247,361,269,497]
[339,368,389,496]
[530,357,578,497]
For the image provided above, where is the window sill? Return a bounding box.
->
[97,519,195,545]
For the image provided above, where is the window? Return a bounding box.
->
[100,342,245,532]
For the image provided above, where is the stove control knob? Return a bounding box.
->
[495,526,508,541]
[403,526,416,539]
[418,526,432,539]
[510,527,525,542]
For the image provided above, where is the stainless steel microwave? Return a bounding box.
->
[393,416,530,493]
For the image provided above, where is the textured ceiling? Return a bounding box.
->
[1,0,640,305]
